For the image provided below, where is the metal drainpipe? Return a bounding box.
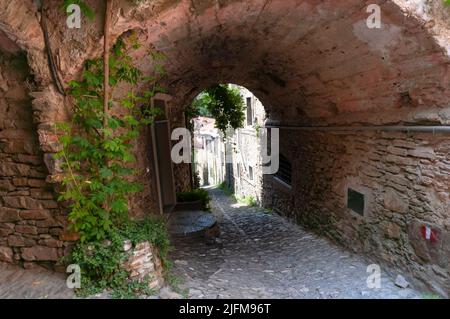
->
[264,125,450,134]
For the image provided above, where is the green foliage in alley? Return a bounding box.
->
[67,217,170,298]
[187,84,246,135]
[218,182,233,196]
[177,188,212,211]
[234,195,257,207]
[190,92,213,118]
[56,37,164,243]
[218,183,257,207]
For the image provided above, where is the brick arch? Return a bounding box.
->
[0,0,448,138]
[140,0,450,127]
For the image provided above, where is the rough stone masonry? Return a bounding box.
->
[0,48,67,268]
[0,0,448,297]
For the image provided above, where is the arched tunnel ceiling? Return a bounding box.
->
[132,0,450,125]
[0,0,449,126]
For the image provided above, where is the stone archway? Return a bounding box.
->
[0,0,449,295]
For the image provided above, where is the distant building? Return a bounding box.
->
[192,85,267,205]
[225,85,267,204]
[192,117,225,186]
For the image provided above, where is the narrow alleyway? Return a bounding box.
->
[169,188,423,299]
[0,187,426,299]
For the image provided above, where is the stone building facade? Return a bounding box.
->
[192,85,267,204]
[193,117,224,187]
[225,85,266,204]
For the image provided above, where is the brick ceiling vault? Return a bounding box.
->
[0,0,449,127]
[138,0,450,127]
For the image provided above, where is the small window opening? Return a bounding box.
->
[274,154,292,186]
[246,97,253,126]
[347,188,365,216]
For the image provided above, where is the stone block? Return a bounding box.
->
[21,246,58,261]
[27,179,47,188]
[0,207,20,222]
[7,235,26,247]
[0,139,38,154]
[36,218,59,228]
[0,227,14,236]
[19,209,51,220]
[16,154,42,165]
[0,246,13,263]
[407,147,436,160]
[384,222,402,239]
[15,225,38,235]
[383,188,409,213]
[0,179,14,191]
[7,235,35,247]
[38,238,63,248]
[30,189,54,200]
[438,107,450,122]
[12,177,28,186]
[0,162,30,176]
[3,196,42,209]
[385,155,415,166]
[40,200,58,209]
[387,146,408,157]
[393,140,417,149]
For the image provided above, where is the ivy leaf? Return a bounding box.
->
[99,167,113,179]
[108,117,122,129]
[110,199,128,214]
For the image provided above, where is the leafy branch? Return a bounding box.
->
[187,84,245,135]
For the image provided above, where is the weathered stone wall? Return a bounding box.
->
[0,51,67,268]
[228,86,267,203]
[230,128,263,202]
[263,129,450,296]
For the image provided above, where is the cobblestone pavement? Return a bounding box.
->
[0,263,74,299]
[169,188,424,299]
[0,188,425,299]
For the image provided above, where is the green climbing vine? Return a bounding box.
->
[56,36,165,243]
[55,34,175,298]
